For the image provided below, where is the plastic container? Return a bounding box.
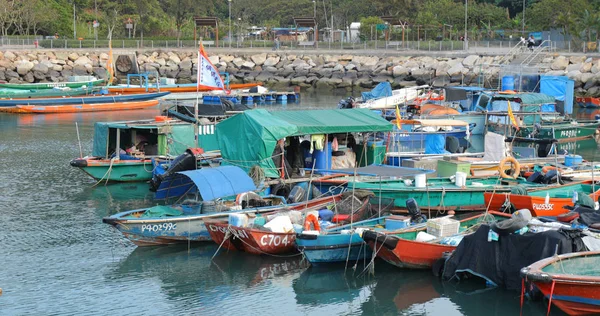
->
[312,141,332,171]
[385,216,411,230]
[229,213,249,228]
[387,155,401,167]
[437,160,471,177]
[426,216,460,238]
[264,216,294,233]
[501,75,515,91]
[564,154,583,167]
[253,215,266,226]
[455,171,467,187]
[414,173,426,188]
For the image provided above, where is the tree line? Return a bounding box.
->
[3,0,600,43]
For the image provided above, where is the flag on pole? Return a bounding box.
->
[197,42,226,91]
[507,100,519,131]
[395,104,402,129]
[106,39,114,85]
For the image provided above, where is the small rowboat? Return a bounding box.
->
[521,251,600,315]
[0,78,105,90]
[12,100,159,114]
[0,91,169,107]
[576,96,600,108]
[484,181,600,217]
[361,211,509,269]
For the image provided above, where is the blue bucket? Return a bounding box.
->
[564,155,583,167]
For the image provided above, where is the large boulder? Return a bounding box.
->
[392,66,409,77]
[263,56,280,67]
[447,63,466,76]
[74,56,91,66]
[16,61,34,75]
[551,56,569,70]
[566,63,582,72]
[168,53,181,64]
[68,53,79,61]
[32,63,49,74]
[250,53,267,66]
[232,57,245,68]
[462,55,480,67]
[241,60,256,70]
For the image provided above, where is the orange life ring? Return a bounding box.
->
[303,214,320,231]
[499,156,521,179]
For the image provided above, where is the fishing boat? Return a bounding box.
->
[484,181,600,217]
[70,117,212,182]
[521,251,600,315]
[10,100,159,114]
[0,91,169,108]
[107,83,262,94]
[350,177,542,212]
[0,77,104,89]
[296,199,422,264]
[354,83,429,110]
[361,211,509,269]
[103,167,335,246]
[390,119,472,142]
[576,96,600,108]
[0,86,96,98]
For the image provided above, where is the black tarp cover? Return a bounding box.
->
[442,225,587,290]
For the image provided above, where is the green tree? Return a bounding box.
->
[359,16,384,41]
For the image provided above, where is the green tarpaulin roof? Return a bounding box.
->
[216,108,392,178]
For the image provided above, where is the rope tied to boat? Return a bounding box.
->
[91,157,116,187]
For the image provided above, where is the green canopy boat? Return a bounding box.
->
[216,108,393,178]
[350,177,543,211]
[70,118,217,182]
[0,78,105,90]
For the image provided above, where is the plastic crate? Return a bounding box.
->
[426,217,460,238]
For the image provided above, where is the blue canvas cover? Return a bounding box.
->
[424,134,449,154]
[155,166,257,200]
[540,76,574,114]
[361,82,392,101]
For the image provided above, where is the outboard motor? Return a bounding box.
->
[149,148,199,192]
[406,198,426,223]
[337,96,355,109]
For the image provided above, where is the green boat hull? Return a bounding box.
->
[80,162,153,182]
[519,121,600,141]
[0,79,105,90]
[0,87,95,98]
[352,177,538,210]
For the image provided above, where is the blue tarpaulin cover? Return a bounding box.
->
[361,82,392,101]
[154,166,257,200]
[540,76,574,114]
[424,134,449,154]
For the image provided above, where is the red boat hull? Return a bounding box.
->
[366,238,456,269]
[206,221,296,255]
[533,281,600,315]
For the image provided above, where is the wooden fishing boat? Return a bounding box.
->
[0,78,105,89]
[205,191,375,255]
[0,86,95,98]
[361,211,509,269]
[519,120,600,142]
[389,119,472,142]
[107,83,262,94]
[484,181,600,217]
[0,91,169,107]
[576,96,600,108]
[70,117,209,182]
[350,177,542,212]
[205,195,343,255]
[104,167,338,246]
[521,251,600,315]
[296,215,423,264]
[12,100,159,114]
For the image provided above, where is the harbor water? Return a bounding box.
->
[1,94,598,315]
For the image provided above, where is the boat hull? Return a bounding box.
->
[14,100,158,114]
[0,92,169,107]
[73,158,154,182]
[577,97,600,108]
[296,233,371,263]
[483,192,574,217]
[0,79,105,89]
[206,221,297,255]
[518,122,600,142]
[366,237,455,269]
[107,83,262,94]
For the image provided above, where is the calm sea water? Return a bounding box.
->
[0,94,595,315]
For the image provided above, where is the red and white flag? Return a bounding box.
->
[197,42,226,90]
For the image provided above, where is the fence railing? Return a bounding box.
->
[1,37,597,53]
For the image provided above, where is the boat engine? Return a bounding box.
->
[406,198,427,223]
[337,96,355,109]
[149,149,198,192]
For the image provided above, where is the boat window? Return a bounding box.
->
[477,94,490,109]
[107,128,160,156]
